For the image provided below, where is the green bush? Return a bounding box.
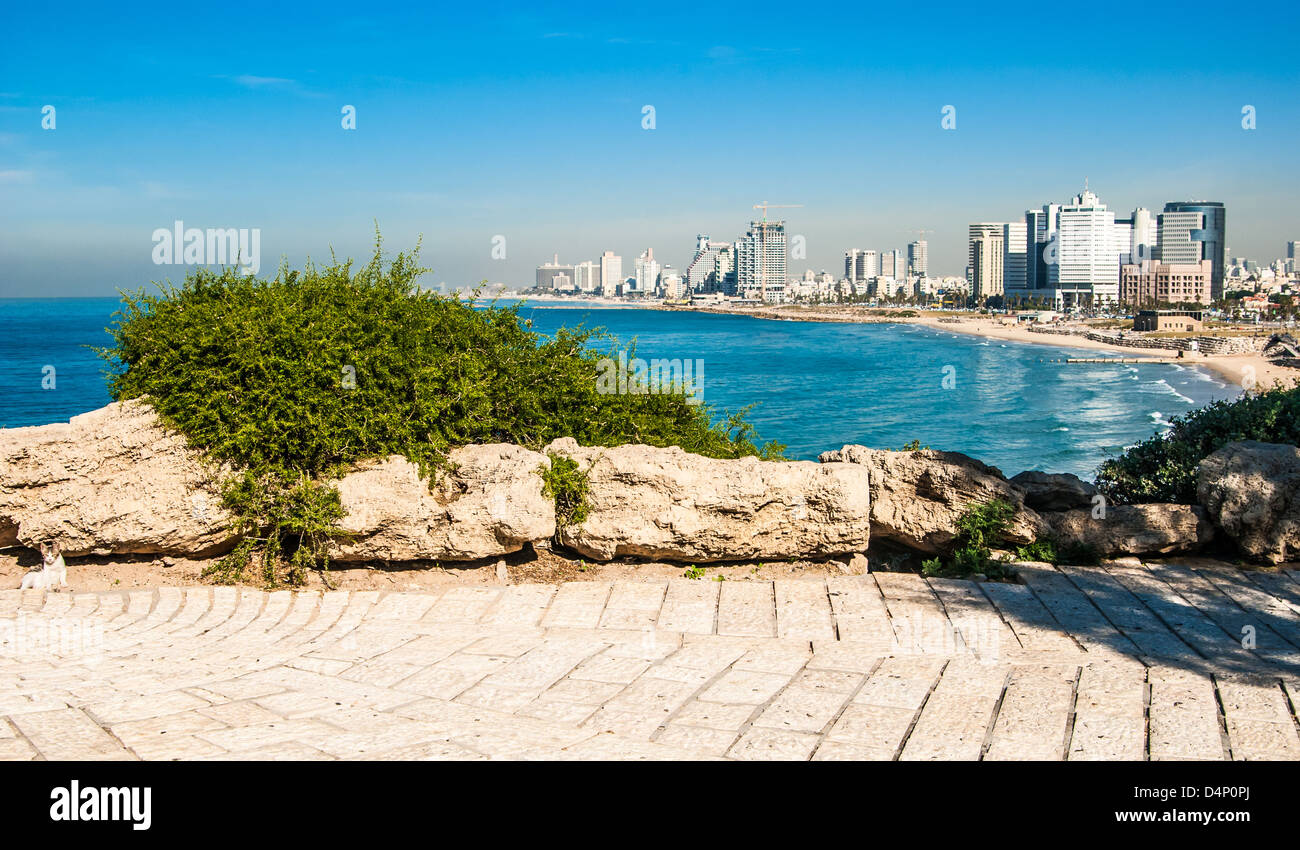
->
[922,498,1017,580]
[1014,539,1058,564]
[541,453,590,531]
[1095,384,1300,504]
[98,239,782,584]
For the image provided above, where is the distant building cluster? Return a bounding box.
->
[971,188,1230,310]
[525,193,1294,314]
[530,215,806,304]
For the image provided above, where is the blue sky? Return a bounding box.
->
[2,0,1297,296]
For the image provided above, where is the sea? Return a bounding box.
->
[0,297,1237,479]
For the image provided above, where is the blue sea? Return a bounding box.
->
[0,297,1236,478]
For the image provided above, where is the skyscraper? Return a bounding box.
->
[1129,208,1157,265]
[634,248,660,294]
[969,225,1005,301]
[599,251,622,297]
[1159,201,1226,300]
[574,260,599,293]
[686,235,733,293]
[1002,222,1027,292]
[907,240,928,276]
[1025,204,1060,293]
[737,220,787,303]
[881,250,906,280]
[1055,189,1119,306]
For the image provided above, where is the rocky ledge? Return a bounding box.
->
[1,402,1295,567]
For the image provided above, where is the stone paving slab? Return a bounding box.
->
[2,566,1300,760]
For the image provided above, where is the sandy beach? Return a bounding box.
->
[661,303,1298,392]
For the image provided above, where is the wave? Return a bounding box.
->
[1140,378,1194,404]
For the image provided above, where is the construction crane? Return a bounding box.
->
[753,201,802,222]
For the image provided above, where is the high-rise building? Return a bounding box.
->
[844,250,862,282]
[1054,189,1120,306]
[686,235,733,293]
[881,250,906,280]
[968,224,1005,300]
[1159,201,1226,300]
[1129,208,1157,265]
[713,244,736,294]
[536,254,575,290]
[907,240,928,276]
[599,251,623,297]
[737,220,787,303]
[634,248,660,294]
[1002,222,1027,292]
[574,260,599,293]
[969,225,1005,301]
[1024,205,1060,292]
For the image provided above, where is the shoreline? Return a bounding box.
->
[657,304,1297,392]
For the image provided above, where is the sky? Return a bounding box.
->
[2,0,1298,297]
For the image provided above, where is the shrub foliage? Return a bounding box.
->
[98,240,782,583]
[1095,384,1300,504]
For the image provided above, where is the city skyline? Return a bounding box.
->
[3,1,1299,296]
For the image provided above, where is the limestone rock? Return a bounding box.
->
[818,445,1047,554]
[330,445,554,562]
[0,401,233,556]
[1009,470,1098,512]
[1044,504,1213,557]
[1196,441,1300,564]
[546,439,870,562]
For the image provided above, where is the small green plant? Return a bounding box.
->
[923,498,1018,580]
[203,470,349,587]
[898,439,929,451]
[683,564,705,580]
[541,454,590,529]
[1014,539,1058,564]
[713,575,726,582]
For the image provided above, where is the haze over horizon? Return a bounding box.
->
[2,0,1297,297]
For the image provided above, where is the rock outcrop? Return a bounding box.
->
[1043,504,1213,557]
[0,401,234,556]
[1009,470,1098,512]
[1196,441,1300,564]
[818,445,1047,553]
[330,445,554,562]
[546,439,871,562]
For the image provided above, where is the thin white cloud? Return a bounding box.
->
[233,75,299,88]
[0,169,33,183]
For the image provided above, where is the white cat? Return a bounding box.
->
[20,542,68,591]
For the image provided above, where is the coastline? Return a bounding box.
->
[658,303,1297,392]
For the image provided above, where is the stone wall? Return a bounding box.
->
[1027,325,1269,354]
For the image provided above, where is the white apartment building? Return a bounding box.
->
[634,248,660,295]
[1051,189,1120,307]
[599,251,623,297]
[968,223,1005,300]
[574,260,599,293]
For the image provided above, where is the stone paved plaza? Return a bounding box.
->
[2,562,1299,761]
